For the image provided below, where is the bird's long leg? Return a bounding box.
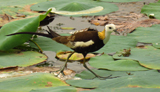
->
[54,51,75,76]
[82,54,115,80]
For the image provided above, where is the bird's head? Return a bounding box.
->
[104,24,118,34]
[98,24,118,44]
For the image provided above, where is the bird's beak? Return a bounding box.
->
[113,29,119,34]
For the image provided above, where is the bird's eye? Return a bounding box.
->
[109,27,112,29]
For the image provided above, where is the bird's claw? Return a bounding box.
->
[50,69,65,77]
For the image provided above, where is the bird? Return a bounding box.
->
[7,24,118,79]
[39,15,54,26]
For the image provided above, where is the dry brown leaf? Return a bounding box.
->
[0,66,18,73]
[89,13,160,34]
[118,19,160,33]
[0,14,13,27]
[0,14,22,27]
[63,69,75,75]
[89,16,109,26]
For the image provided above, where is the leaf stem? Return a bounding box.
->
[29,39,43,53]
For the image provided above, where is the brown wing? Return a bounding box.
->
[52,28,101,48]
[70,30,99,42]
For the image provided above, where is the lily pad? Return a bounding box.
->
[0,0,47,6]
[152,42,160,49]
[128,24,160,49]
[81,88,160,92]
[60,27,75,30]
[66,70,160,90]
[113,46,160,69]
[0,50,47,69]
[0,73,67,92]
[141,1,160,19]
[30,86,76,92]
[101,0,142,2]
[0,9,51,50]
[56,51,96,61]
[29,34,72,52]
[97,35,137,53]
[30,0,118,16]
[75,69,129,79]
[89,54,148,71]
[0,0,48,17]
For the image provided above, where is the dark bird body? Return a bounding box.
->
[40,16,54,26]
[53,30,104,55]
[71,31,104,54]
[7,24,117,79]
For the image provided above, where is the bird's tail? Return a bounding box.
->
[6,26,60,39]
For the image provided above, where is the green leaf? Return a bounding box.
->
[29,34,72,52]
[101,0,142,2]
[113,46,160,69]
[0,17,39,50]
[66,70,160,89]
[0,73,67,92]
[30,86,76,92]
[75,69,128,79]
[0,0,48,17]
[89,54,148,71]
[0,6,23,17]
[152,42,160,49]
[39,9,52,21]
[0,10,51,50]
[97,35,137,53]
[0,0,47,6]
[141,1,160,19]
[81,88,160,92]
[67,79,103,88]
[128,24,160,49]
[30,0,118,16]
[0,50,47,69]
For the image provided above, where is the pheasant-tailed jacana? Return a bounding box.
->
[7,24,118,79]
[40,16,54,26]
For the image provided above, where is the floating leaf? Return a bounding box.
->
[113,46,160,69]
[97,35,137,53]
[0,0,47,6]
[152,42,160,49]
[0,73,67,92]
[0,50,47,69]
[128,24,160,49]
[30,0,118,16]
[89,54,148,71]
[81,88,160,92]
[60,27,75,30]
[56,51,96,61]
[141,1,160,19]
[66,70,160,90]
[0,0,48,17]
[30,86,76,92]
[75,69,128,79]
[101,0,142,2]
[0,9,51,50]
[29,34,72,52]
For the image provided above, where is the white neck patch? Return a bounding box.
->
[103,32,111,44]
